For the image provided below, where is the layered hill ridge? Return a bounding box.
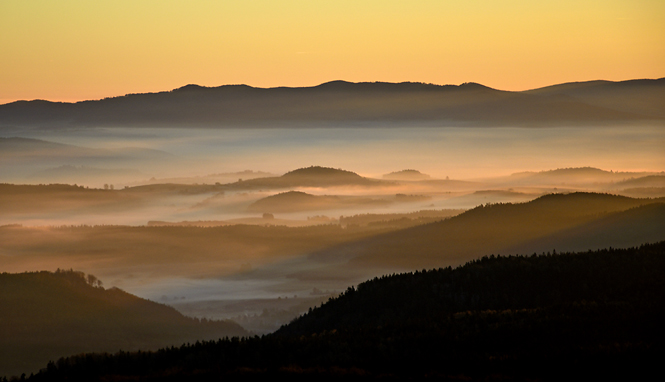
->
[26,242,665,381]
[304,192,665,270]
[0,270,247,377]
[2,79,664,128]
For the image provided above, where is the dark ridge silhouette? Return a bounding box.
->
[0,270,247,378]
[524,77,665,118]
[305,192,665,270]
[503,203,665,255]
[25,242,665,381]
[2,79,663,129]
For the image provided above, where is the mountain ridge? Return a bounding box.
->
[2,79,663,128]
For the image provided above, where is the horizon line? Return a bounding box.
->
[2,76,664,106]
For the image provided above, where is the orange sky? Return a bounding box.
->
[1,0,664,104]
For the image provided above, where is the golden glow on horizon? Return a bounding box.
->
[1,0,664,103]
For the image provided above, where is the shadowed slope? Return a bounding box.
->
[26,243,665,381]
[0,270,247,377]
[503,203,665,255]
[306,193,665,270]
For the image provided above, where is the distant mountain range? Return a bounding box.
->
[1,78,664,128]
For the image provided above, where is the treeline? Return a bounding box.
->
[25,242,665,381]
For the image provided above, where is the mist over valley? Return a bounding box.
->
[1,80,664,379]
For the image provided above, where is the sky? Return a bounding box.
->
[1,0,664,104]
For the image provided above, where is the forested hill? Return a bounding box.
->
[0,270,247,378]
[335,192,665,269]
[279,242,665,335]
[26,243,665,381]
[2,78,664,129]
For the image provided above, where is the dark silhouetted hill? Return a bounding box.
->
[2,79,663,129]
[0,270,247,377]
[308,193,665,270]
[26,243,665,381]
[503,203,665,255]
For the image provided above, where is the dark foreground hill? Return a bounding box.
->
[0,270,247,378]
[26,242,665,381]
[2,78,664,129]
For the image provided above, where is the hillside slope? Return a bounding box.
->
[0,270,247,377]
[328,192,665,269]
[27,242,665,381]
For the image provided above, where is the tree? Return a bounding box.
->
[86,274,98,286]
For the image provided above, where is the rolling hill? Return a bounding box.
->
[225,166,383,190]
[302,192,665,271]
[0,270,247,377]
[25,242,665,381]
